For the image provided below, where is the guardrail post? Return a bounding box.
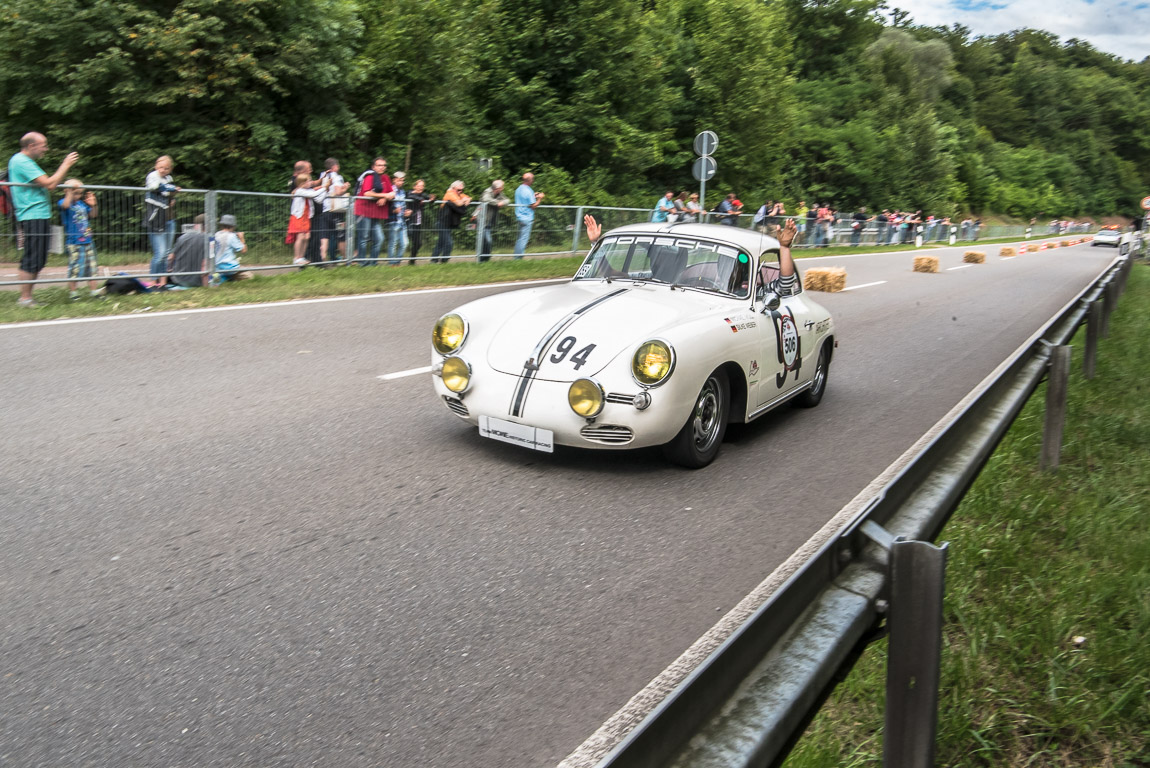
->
[1040,345,1072,472]
[1101,281,1116,339]
[1084,301,1101,380]
[885,538,949,768]
[571,206,584,253]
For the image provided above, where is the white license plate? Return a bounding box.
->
[478,415,554,453]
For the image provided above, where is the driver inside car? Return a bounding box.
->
[580,214,798,297]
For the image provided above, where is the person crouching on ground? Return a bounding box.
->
[214,214,247,282]
[169,213,209,288]
[58,179,101,300]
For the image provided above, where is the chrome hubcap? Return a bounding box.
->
[812,352,826,393]
[691,377,722,451]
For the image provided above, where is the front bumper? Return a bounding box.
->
[431,364,693,450]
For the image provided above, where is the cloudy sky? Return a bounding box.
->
[896,0,1150,61]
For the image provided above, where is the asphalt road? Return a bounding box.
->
[0,240,1117,767]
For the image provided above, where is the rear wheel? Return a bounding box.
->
[795,343,830,408]
[663,370,729,468]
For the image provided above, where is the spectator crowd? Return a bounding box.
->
[3,130,1105,308]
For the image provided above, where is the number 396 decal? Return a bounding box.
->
[550,336,597,370]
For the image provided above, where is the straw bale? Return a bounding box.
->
[963,251,986,263]
[913,256,939,273]
[803,267,847,292]
[1027,243,1040,252]
[999,246,1017,258]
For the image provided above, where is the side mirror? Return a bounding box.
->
[760,291,781,313]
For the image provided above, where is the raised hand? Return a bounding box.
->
[583,214,601,243]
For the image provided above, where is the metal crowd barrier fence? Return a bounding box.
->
[2,181,1105,288]
[0,183,211,286]
[576,253,1132,768]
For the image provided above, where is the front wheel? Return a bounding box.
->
[794,343,831,408]
[663,370,729,468]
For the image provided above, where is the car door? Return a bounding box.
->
[754,262,819,409]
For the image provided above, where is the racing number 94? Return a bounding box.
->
[551,336,596,370]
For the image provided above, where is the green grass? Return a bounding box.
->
[0,257,585,323]
[784,263,1150,767]
[1,233,1084,324]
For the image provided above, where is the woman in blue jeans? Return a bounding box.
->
[145,156,179,287]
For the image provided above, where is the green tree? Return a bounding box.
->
[665,0,796,198]
[466,0,676,185]
[0,0,364,188]
[348,0,479,177]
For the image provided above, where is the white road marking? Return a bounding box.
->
[0,277,569,330]
[947,264,974,271]
[841,280,887,291]
[377,366,432,381]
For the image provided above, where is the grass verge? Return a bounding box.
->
[784,263,1150,767]
[0,257,584,323]
[0,234,1081,324]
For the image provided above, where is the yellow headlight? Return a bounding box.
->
[568,378,604,418]
[441,356,471,393]
[632,340,674,386]
[432,313,467,355]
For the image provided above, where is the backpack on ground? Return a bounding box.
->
[104,275,150,295]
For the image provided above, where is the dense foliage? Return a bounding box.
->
[2,0,1147,216]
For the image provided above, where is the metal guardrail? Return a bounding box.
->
[581,252,1133,768]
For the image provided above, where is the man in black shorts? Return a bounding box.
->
[7,132,79,307]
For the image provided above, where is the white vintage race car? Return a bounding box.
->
[430,222,836,467]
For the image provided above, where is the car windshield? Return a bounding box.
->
[573,235,752,298]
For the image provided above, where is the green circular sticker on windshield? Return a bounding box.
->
[738,254,749,263]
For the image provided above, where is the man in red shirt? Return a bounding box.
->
[353,157,394,265]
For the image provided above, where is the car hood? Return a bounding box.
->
[483,280,730,381]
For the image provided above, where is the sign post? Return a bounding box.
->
[693,131,718,215]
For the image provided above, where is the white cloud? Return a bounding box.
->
[895,0,1150,61]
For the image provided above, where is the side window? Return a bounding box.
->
[758,251,801,296]
[759,261,781,289]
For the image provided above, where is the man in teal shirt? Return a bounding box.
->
[8,132,78,307]
[651,190,675,223]
[513,172,543,258]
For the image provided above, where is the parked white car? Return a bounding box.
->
[430,222,836,467]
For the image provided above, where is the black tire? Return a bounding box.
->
[794,343,830,408]
[663,370,729,468]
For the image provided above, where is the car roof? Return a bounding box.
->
[602,222,780,258]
